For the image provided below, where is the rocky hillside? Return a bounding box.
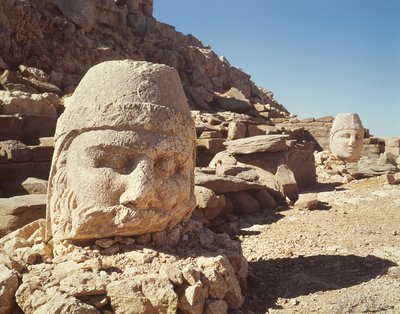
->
[0,0,288,116]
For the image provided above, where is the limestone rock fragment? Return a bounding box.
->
[0,90,60,117]
[227,122,246,140]
[107,279,156,314]
[295,193,318,210]
[197,255,244,309]
[195,173,264,193]
[0,264,19,314]
[0,194,46,236]
[275,165,299,203]
[194,186,226,220]
[224,134,289,154]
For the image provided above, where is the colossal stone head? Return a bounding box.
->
[46,60,196,242]
[330,113,364,162]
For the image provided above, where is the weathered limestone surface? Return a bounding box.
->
[194,186,226,220]
[0,219,246,314]
[0,60,247,314]
[224,134,289,154]
[330,113,364,162]
[195,173,264,193]
[47,60,196,241]
[0,194,46,236]
[0,91,60,117]
[0,264,19,314]
[275,165,299,203]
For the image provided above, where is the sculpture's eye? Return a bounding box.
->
[341,133,351,138]
[96,153,130,173]
[154,155,178,175]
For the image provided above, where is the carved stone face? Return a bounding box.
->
[330,113,364,162]
[62,129,193,240]
[46,60,196,242]
[330,129,364,162]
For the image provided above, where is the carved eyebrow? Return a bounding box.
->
[84,144,189,161]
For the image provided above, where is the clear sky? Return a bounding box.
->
[154,0,400,137]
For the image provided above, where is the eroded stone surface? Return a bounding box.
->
[5,220,246,314]
[330,113,364,162]
[46,60,196,242]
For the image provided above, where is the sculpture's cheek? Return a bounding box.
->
[67,166,125,207]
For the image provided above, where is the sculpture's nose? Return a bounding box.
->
[119,157,156,207]
[348,135,356,147]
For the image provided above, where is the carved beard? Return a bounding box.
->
[50,168,191,241]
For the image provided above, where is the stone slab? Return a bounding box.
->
[195,173,264,193]
[224,134,289,154]
[0,194,46,236]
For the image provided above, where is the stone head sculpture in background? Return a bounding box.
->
[330,113,364,162]
[46,60,196,242]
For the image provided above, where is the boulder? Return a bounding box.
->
[275,165,299,203]
[224,134,288,154]
[0,194,46,236]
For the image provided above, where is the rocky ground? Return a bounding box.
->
[231,176,400,313]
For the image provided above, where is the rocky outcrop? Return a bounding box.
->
[0,0,287,116]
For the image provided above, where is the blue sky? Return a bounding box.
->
[154,0,400,137]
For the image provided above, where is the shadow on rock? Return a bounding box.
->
[244,254,397,313]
